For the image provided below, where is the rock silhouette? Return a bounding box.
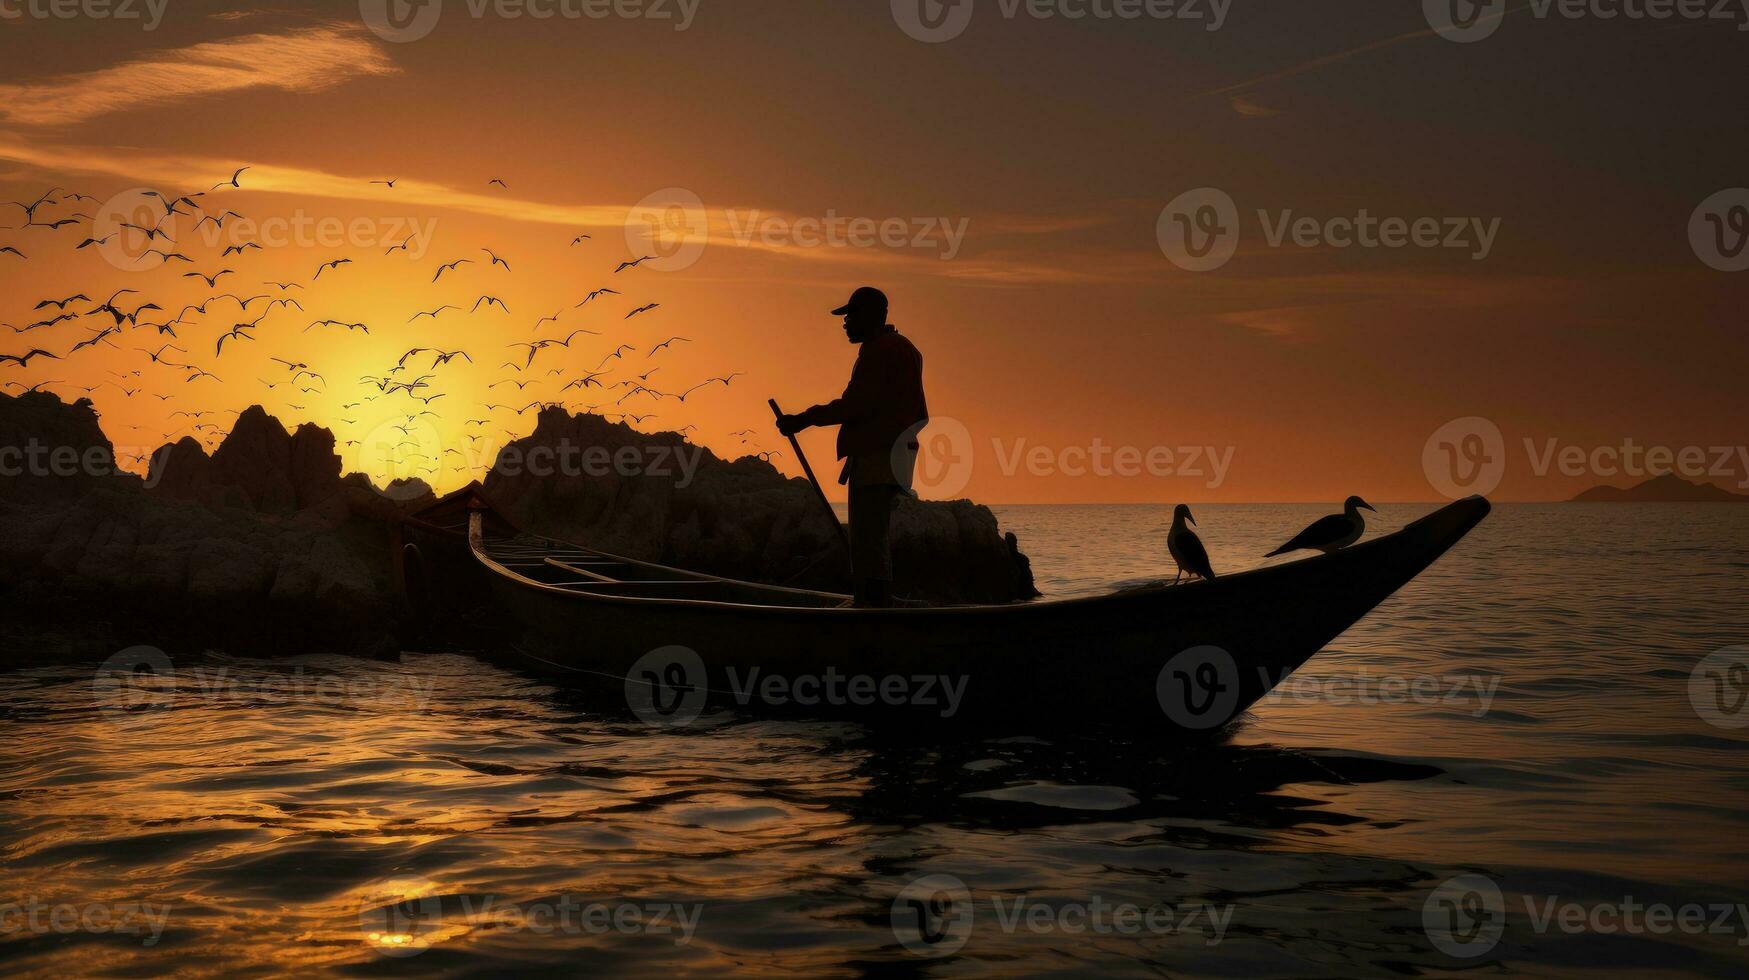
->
[1569,472,1749,503]
[0,393,1039,663]
[482,407,1038,604]
[1,392,392,662]
[145,406,344,513]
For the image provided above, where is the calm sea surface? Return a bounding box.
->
[2,503,1747,976]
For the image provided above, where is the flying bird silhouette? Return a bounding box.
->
[0,348,60,367]
[212,167,250,190]
[409,305,459,323]
[306,319,369,333]
[433,258,473,282]
[183,269,234,288]
[33,294,89,311]
[117,220,170,242]
[193,210,244,230]
[137,343,187,363]
[215,320,261,356]
[70,326,123,354]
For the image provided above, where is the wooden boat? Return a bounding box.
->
[467,497,1490,728]
[447,494,1492,730]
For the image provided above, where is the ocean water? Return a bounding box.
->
[2,503,1747,976]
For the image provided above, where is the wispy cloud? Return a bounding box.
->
[1197,3,1525,99]
[0,26,398,127]
[0,137,633,227]
[0,136,1141,284]
[1206,270,1555,338]
[1228,94,1282,118]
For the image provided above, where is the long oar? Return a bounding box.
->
[769,398,852,557]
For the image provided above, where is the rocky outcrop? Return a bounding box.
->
[0,393,399,663]
[0,391,138,506]
[0,394,1040,664]
[483,408,1038,603]
[145,406,346,513]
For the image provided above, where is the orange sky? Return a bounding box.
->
[1,3,1745,502]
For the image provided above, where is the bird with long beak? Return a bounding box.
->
[1266,496,1376,557]
[1167,504,1216,583]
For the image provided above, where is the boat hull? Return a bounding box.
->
[473,497,1491,731]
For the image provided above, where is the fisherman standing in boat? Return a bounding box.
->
[777,287,929,608]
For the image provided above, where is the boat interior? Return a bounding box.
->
[477,535,853,608]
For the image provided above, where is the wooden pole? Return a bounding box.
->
[769,398,852,556]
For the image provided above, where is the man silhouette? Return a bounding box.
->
[778,287,928,607]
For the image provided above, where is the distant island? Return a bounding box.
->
[1569,473,1749,503]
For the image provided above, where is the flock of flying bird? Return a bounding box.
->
[0,175,776,484]
[5,177,1387,580]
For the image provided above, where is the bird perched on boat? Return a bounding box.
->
[1167,504,1215,583]
[1265,496,1376,557]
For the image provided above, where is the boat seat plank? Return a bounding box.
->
[556,580,724,588]
[542,556,623,583]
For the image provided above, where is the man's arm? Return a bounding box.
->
[779,344,894,434]
[778,397,846,436]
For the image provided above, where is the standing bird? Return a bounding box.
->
[1265,496,1376,557]
[1167,504,1216,583]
